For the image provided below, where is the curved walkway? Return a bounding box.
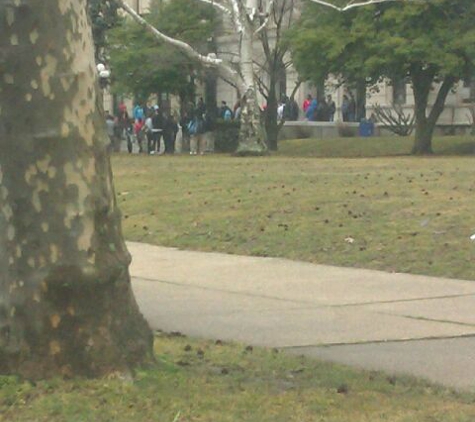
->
[128,241,475,391]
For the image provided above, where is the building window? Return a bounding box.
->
[392,77,406,105]
[463,75,475,103]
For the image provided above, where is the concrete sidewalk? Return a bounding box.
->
[128,241,475,391]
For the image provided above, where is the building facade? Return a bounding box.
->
[121,0,473,126]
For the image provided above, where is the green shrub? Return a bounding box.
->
[214,119,240,153]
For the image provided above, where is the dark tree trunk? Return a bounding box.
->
[265,80,279,151]
[411,69,455,155]
[356,80,366,122]
[263,54,287,151]
[413,114,434,155]
[205,69,218,124]
[0,0,153,379]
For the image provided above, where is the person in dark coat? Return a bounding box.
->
[348,95,356,122]
[180,109,191,152]
[315,96,329,121]
[342,94,350,122]
[327,95,336,122]
[189,98,207,155]
[219,101,233,120]
[163,112,179,154]
[150,105,163,154]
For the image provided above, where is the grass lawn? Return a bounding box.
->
[276,134,475,157]
[3,136,475,421]
[113,135,475,280]
[2,334,475,422]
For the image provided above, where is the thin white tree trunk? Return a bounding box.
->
[235,25,267,154]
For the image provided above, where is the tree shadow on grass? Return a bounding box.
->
[436,141,475,156]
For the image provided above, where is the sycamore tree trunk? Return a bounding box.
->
[0,0,153,379]
[235,27,268,155]
[411,68,456,155]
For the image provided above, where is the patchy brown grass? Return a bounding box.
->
[1,334,474,422]
[113,137,475,280]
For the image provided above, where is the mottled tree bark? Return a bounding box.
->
[234,5,268,155]
[0,0,153,379]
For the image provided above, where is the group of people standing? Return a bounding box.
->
[105,92,360,154]
[302,93,357,122]
[106,89,362,149]
[303,94,337,122]
[106,102,179,155]
[106,97,238,156]
[185,97,243,154]
[277,95,299,121]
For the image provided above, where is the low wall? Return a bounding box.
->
[278,121,472,140]
[278,122,361,140]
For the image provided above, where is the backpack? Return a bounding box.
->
[187,119,197,135]
[224,108,232,121]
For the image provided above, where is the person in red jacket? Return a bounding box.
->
[132,118,145,154]
[302,94,312,114]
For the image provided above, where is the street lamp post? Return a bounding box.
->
[97,63,111,89]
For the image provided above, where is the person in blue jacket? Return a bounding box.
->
[305,98,318,121]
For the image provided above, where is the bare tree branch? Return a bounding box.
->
[289,79,303,101]
[256,74,270,99]
[373,103,415,136]
[117,0,238,82]
[196,0,245,33]
[254,0,276,34]
[196,0,233,17]
[307,0,409,12]
[220,74,241,97]
[252,58,269,73]
[283,60,294,69]
[228,0,245,33]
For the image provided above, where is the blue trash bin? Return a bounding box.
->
[359,119,374,137]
